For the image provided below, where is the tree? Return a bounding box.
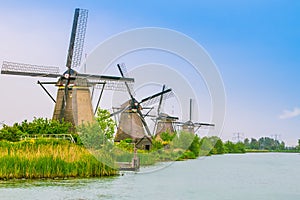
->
[244,138,250,149]
[173,131,195,149]
[200,136,225,155]
[279,141,285,150]
[0,123,24,142]
[235,142,246,153]
[224,141,245,153]
[0,118,72,142]
[199,137,214,155]
[214,138,225,154]
[256,137,283,150]
[224,141,235,153]
[77,122,106,149]
[95,108,116,140]
[77,109,116,149]
[250,138,259,149]
[160,131,176,142]
[188,135,200,157]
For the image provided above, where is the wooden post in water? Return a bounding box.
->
[132,143,140,171]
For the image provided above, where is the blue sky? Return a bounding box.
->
[0,1,299,145]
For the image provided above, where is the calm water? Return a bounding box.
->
[1,153,299,200]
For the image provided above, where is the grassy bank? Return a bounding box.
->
[0,139,117,180]
[245,149,270,153]
[246,149,300,153]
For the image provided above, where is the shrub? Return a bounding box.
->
[0,118,73,142]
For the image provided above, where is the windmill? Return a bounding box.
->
[111,64,172,150]
[177,98,214,134]
[153,85,178,138]
[1,8,134,126]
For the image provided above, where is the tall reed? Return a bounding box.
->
[0,139,117,179]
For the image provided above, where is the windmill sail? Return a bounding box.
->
[60,8,88,122]
[1,61,60,78]
[66,8,88,69]
[75,73,134,91]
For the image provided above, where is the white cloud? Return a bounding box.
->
[279,107,300,119]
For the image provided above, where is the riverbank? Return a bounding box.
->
[0,139,117,180]
[245,149,300,153]
[1,137,298,180]
[2,153,299,200]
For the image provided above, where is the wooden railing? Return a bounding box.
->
[20,134,75,143]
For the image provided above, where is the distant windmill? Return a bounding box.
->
[1,8,133,126]
[177,98,214,134]
[153,85,178,138]
[111,64,172,150]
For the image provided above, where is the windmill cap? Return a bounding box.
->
[159,113,179,120]
[63,69,78,77]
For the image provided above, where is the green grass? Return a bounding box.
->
[245,149,271,153]
[245,149,300,153]
[0,139,117,180]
